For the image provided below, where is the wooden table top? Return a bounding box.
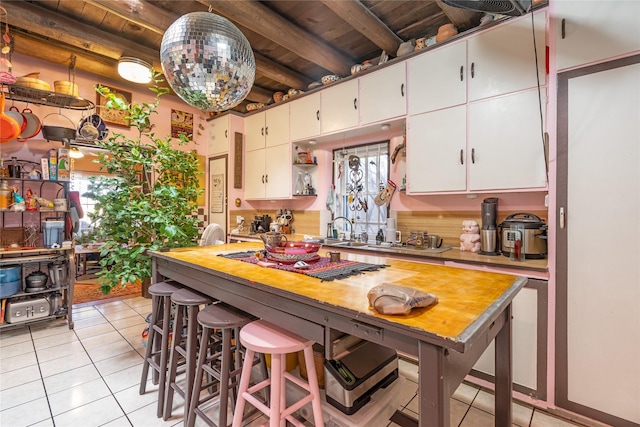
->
[153,242,525,343]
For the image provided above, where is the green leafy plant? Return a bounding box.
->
[86,72,202,295]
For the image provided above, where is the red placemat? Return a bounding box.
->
[219,251,387,281]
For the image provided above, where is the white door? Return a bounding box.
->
[265,103,290,147]
[407,106,466,193]
[208,155,227,237]
[265,144,291,199]
[558,60,640,424]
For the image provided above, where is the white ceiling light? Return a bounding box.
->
[69,147,84,159]
[118,57,152,84]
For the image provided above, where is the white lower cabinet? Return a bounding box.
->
[244,144,291,200]
[467,89,547,191]
[407,105,466,193]
[471,283,546,397]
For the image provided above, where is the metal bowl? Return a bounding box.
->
[26,271,49,289]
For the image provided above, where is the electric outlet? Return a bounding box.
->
[236,215,244,224]
[544,194,549,207]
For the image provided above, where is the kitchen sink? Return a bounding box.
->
[330,241,369,247]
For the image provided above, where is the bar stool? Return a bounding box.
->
[163,288,213,421]
[187,303,268,427]
[232,320,324,427]
[139,281,183,418]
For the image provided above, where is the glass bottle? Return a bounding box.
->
[294,171,304,195]
[0,158,8,178]
[376,229,384,245]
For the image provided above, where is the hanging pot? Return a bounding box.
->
[17,108,42,141]
[0,93,21,143]
[41,112,77,142]
[5,106,26,134]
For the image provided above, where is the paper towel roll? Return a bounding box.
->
[386,218,397,229]
[385,227,396,243]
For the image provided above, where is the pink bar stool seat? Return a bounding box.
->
[232,320,323,427]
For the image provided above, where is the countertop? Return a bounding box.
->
[228,232,548,275]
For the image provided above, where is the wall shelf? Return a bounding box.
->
[4,86,94,110]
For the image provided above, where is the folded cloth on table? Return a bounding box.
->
[367,283,438,315]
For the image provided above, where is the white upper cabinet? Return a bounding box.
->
[321,79,359,134]
[408,41,467,115]
[244,104,290,151]
[467,89,547,191]
[407,105,467,193]
[555,0,640,71]
[207,115,230,155]
[244,144,291,200]
[359,62,407,125]
[290,92,321,141]
[467,12,546,102]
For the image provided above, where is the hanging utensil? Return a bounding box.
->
[0,93,21,143]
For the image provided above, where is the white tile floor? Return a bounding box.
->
[0,296,589,427]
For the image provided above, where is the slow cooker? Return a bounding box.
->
[499,213,547,259]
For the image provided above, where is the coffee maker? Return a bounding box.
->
[480,197,500,256]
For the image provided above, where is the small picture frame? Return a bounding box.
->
[96,85,132,127]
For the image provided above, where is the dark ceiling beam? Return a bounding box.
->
[82,0,176,34]
[201,0,353,76]
[5,3,272,105]
[320,0,404,56]
[2,1,158,67]
[85,0,311,90]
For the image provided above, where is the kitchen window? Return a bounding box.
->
[332,141,389,241]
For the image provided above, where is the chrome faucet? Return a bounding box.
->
[332,216,356,241]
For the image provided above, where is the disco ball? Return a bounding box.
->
[160,12,255,112]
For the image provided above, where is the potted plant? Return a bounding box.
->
[86,72,202,296]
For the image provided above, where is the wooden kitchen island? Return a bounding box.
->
[151,242,527,427]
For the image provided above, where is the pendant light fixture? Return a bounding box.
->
[118,57,152,84]
[160,8,255,112]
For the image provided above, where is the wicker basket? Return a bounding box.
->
[14,77,51,91]
[53,81,79,97]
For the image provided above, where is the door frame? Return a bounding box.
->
[208,154,228,239]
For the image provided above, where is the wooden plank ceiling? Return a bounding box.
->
[2,0,482,113]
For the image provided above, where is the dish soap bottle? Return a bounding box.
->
[376,229,384,245]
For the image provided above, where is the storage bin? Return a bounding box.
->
[287,373,405,427]
[0,265,20,283]
[0,280,21,299]
[42,221,65,248]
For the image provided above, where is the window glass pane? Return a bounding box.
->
[332,141,389,241]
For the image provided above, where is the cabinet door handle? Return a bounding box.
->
[400,83,405,97]
[471,148,476,164]
[561,18,566,39]
[353,98,357,110]
[265,126,268,136]
[460,65,464,81]
[262,175,265,184]
[316,110,320,121]
[225,130,228,138]
[560,207,565,229]
[265,174,268,183]
[261,127,264,136]
[471,62,475,78]
[460,149,464,165]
